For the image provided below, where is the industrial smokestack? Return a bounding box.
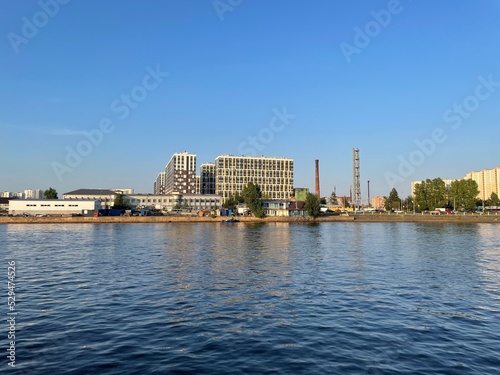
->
[315,159,320,198]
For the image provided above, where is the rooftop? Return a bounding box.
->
[215,155,293,161]
[63,189,116,196]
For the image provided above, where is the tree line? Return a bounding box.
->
[412,178,498,211]
[223,182,321,218]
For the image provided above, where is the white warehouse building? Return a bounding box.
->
[123,193,221,212]
[9,199,101,216]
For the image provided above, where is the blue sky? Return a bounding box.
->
[1,0,499,199]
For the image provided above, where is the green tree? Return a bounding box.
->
[486,192,500,207]
[449,179,479,211]
[112,194,131,209]
[403,195,414,211]
[241,182,266,218]
[428,178,448,209]
[222,196,237,210]
[320,197,327,205]
[414,178,449,210]
[384,188,401,211]
[414,181,429,210]
[305,193,321,218]
[43,187,58,199]
[252,205,266,218]
[222,192,244,211]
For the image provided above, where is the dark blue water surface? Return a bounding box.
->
[1,222,500,374]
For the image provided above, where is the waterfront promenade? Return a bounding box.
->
[1,213,499,224]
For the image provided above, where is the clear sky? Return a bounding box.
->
[1,0,499,199]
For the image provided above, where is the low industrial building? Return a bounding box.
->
[263,200,306,217]
[123,193,221,212]
[9,199,101,216]
[0,198,11,213]
[63,189,117,209]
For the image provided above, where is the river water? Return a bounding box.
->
[1,222,499,374]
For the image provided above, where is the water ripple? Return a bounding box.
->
[2,223,500,374]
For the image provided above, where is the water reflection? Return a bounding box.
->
[2,222,500,374]
[477,224,500,298]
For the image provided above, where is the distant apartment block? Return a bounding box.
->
[371,196,385,209]
[200,163,216,195]
[1,191,24,199]
[215,155,294,200]
[24,189,43,199]
[165,152,197,194]
[154,172,166,194]
[465,166,500,201]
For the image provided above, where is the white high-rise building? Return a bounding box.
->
[215,155,294,200]
[165,152,197,194]
[24,189,43,199]
[154,172,166,195]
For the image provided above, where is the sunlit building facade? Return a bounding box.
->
[154,172,166,195]
[165,152,197,194]
[465,166,500,201]
[371,196,385,209]
[215,155,294,200]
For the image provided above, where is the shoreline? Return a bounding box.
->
[1,214,499,224]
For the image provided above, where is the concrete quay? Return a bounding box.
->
[0,213,499,224]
